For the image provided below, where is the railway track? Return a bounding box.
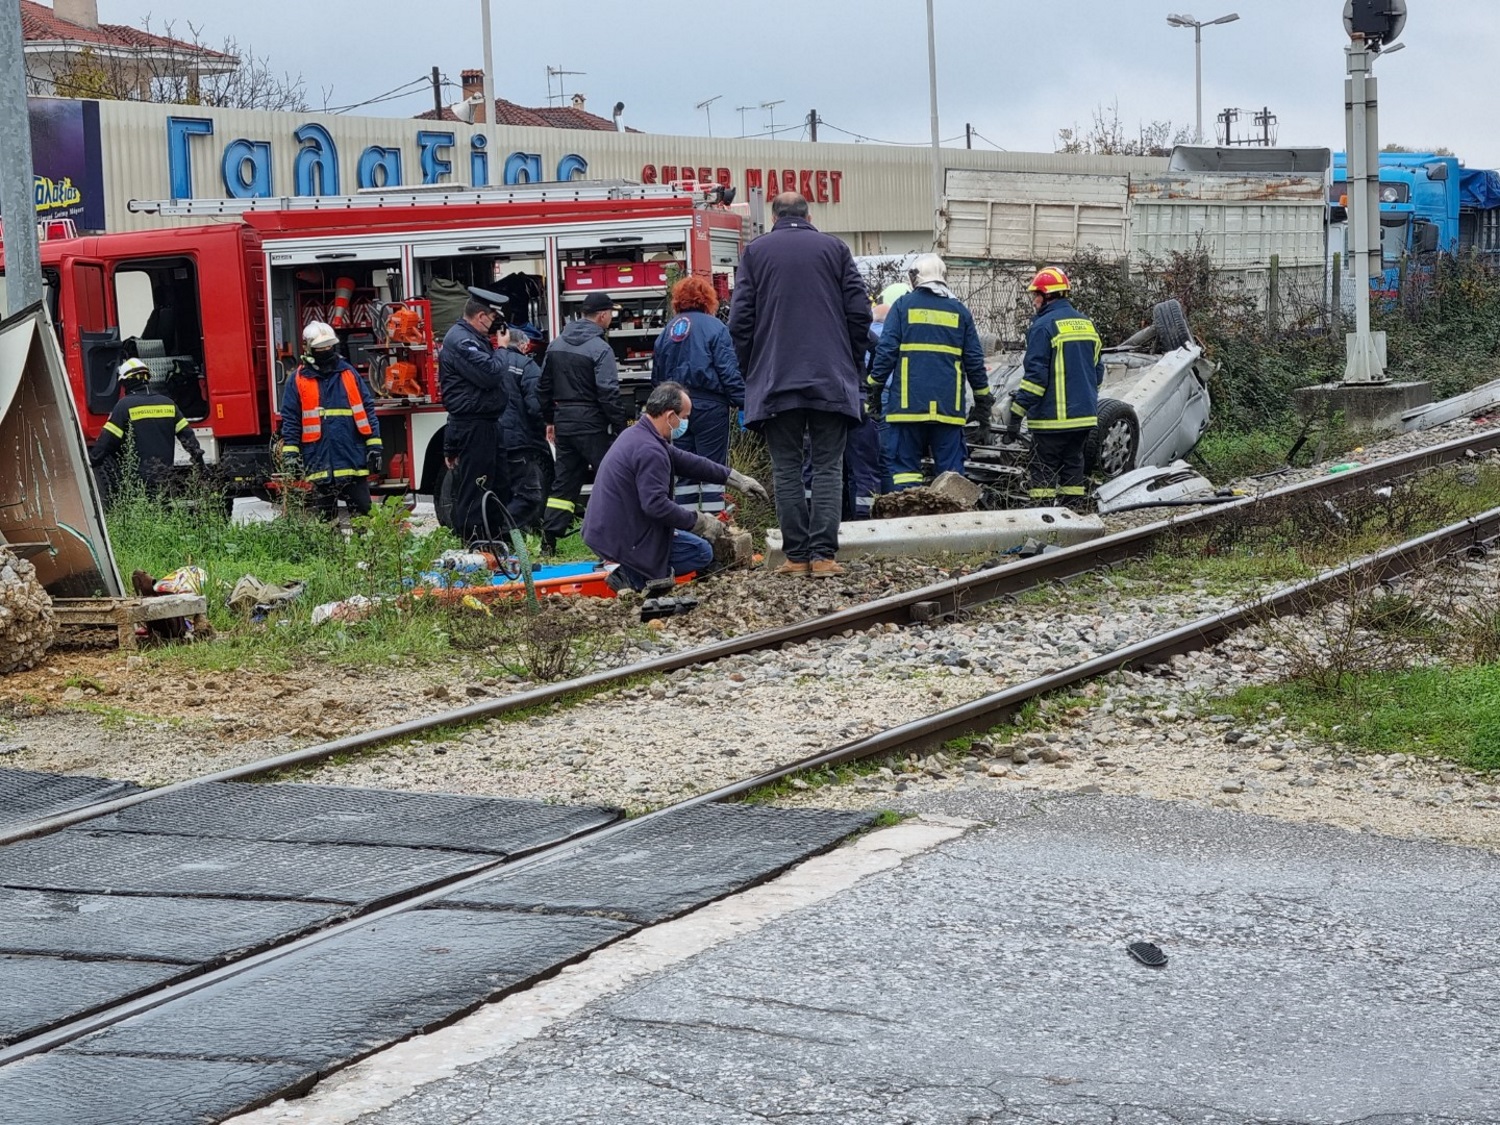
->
[5,426,1498,849]
[3,495,1495,1118]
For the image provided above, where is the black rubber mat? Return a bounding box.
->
[0,1052,314,1125]
[85,781,620,855]
[434,803,876,924]
[0,954,179,1046]
[0,888,343,963]
[0,769,140,834]
[63,909,632,1067]
[0,832,490,903]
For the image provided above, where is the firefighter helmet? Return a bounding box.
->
[1027,266,1071,295]
[911,253,946,286]
[302,320,339,353]
[117,357,151,386]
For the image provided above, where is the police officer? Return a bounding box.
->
[438,287,512,545]
[279,321,383,521]
[90,357,206,501]
[538,291,628,554]
[498,323,547,530]
[1007,266,1104,509]
[867,254,990,491]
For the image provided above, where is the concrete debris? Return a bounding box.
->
[0,547,56,675]
[712,528,755,571]
[926,471,982,510]
[869,486,970,520]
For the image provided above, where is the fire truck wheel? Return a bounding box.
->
[435,467,454,529]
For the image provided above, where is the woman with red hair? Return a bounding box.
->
[651,275,746,513]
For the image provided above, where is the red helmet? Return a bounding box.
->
[1028,266,1071,295]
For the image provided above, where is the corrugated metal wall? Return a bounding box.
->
[95,100,1173,245]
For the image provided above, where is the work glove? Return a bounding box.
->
[725,469,768,502]
[967,396,992,427]
[281,447,302,476]
[865,385,885,420]
[692,510,726,541]
[1003,413,1023,440]
[366,448,383,476]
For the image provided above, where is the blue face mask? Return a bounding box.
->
[671,416,690,440]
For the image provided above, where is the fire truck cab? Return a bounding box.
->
[4,181,744,499]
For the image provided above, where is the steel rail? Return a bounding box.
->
[3,427,1496,849]
[6,504,1494,1069]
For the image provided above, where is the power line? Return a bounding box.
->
[968,128,1007,151]
[323,75,431,114]
[816,120,967,147]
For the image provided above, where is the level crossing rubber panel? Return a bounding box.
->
[0,954,180,1046]
[61,909,633,1068]
[435,803,877,924]
[0,831,492,903]
[0,768,140,834]
[0,1053,314,1125]
[84,781,621,855]
[0,887,345,962]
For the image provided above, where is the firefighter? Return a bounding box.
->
[438,288,512,545]
[538,291,628,554]
[1006,266,1104,509]
[867,254,990,491]
[90,357,205,501]
[279,320,383,522]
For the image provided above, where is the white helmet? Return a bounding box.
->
[117,357,151,385]
[302,320,338,352]
[911,253,946,286]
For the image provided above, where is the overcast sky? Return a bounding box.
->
[99,1,1500,167]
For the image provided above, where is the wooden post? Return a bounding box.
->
[1267,253,1281,332]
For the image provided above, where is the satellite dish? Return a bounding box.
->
[1343,0,1407,47]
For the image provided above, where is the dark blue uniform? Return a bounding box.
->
[869,287,989,491]
[439,319,511,543]
[652,311,744,514]
[1013,297,1104,505]
[278,360,382,519]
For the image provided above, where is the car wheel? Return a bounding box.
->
[1084,398,1140,479]
[1152,298,1192,351]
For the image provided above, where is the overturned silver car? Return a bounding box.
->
[977,299,1215,480]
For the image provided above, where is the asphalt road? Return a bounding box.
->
[353,792,1500,1124]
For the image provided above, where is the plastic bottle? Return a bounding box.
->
[1327,462,1361,474]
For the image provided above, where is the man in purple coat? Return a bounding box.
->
[582,382,768,592]
[729,192,872,577]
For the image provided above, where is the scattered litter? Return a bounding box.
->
[1094,461,1218,514]
[311,595,378,626]
[459,594,492,615]
[153,566,207,596]
[226,575,305,622]
[1127,941,1168,968]
[640,595,699,622]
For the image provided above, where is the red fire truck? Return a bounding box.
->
[1,181,744,499]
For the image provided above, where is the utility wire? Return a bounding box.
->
[968,128,1008,151]
[816,120,967,146]
[323,76,431,114]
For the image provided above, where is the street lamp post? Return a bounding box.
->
[1166,12,1240,144]
[926,0,943,249]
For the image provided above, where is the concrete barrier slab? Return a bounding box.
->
[0,888,342,963]
[765,508,1105,567]
[86,782,620,856]
[438,804,875,925]
[0,833,490,903]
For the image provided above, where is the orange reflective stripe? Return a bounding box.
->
[295,369,372,443]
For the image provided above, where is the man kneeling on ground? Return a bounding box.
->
[582,381,767,592]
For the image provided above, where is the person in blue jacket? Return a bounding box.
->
[652,275,745,515]
[439,287,512,544]
[279,320,383,521]
[582,382,767,592]
[868,254,990,491]
[498,324,547,530]
[1006,266,1104,508]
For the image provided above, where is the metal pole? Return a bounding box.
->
[1343,40,1386,384]
[0,0,42,313]
[1194,24,1204,144]
[926,0,942,249]
[480,0,498,187]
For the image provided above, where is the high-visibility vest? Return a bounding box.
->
[296,368,372,442]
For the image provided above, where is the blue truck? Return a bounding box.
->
[1331,152,1500,296]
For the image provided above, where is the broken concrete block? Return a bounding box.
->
[713,528,755,570]
[928,471,982,510]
